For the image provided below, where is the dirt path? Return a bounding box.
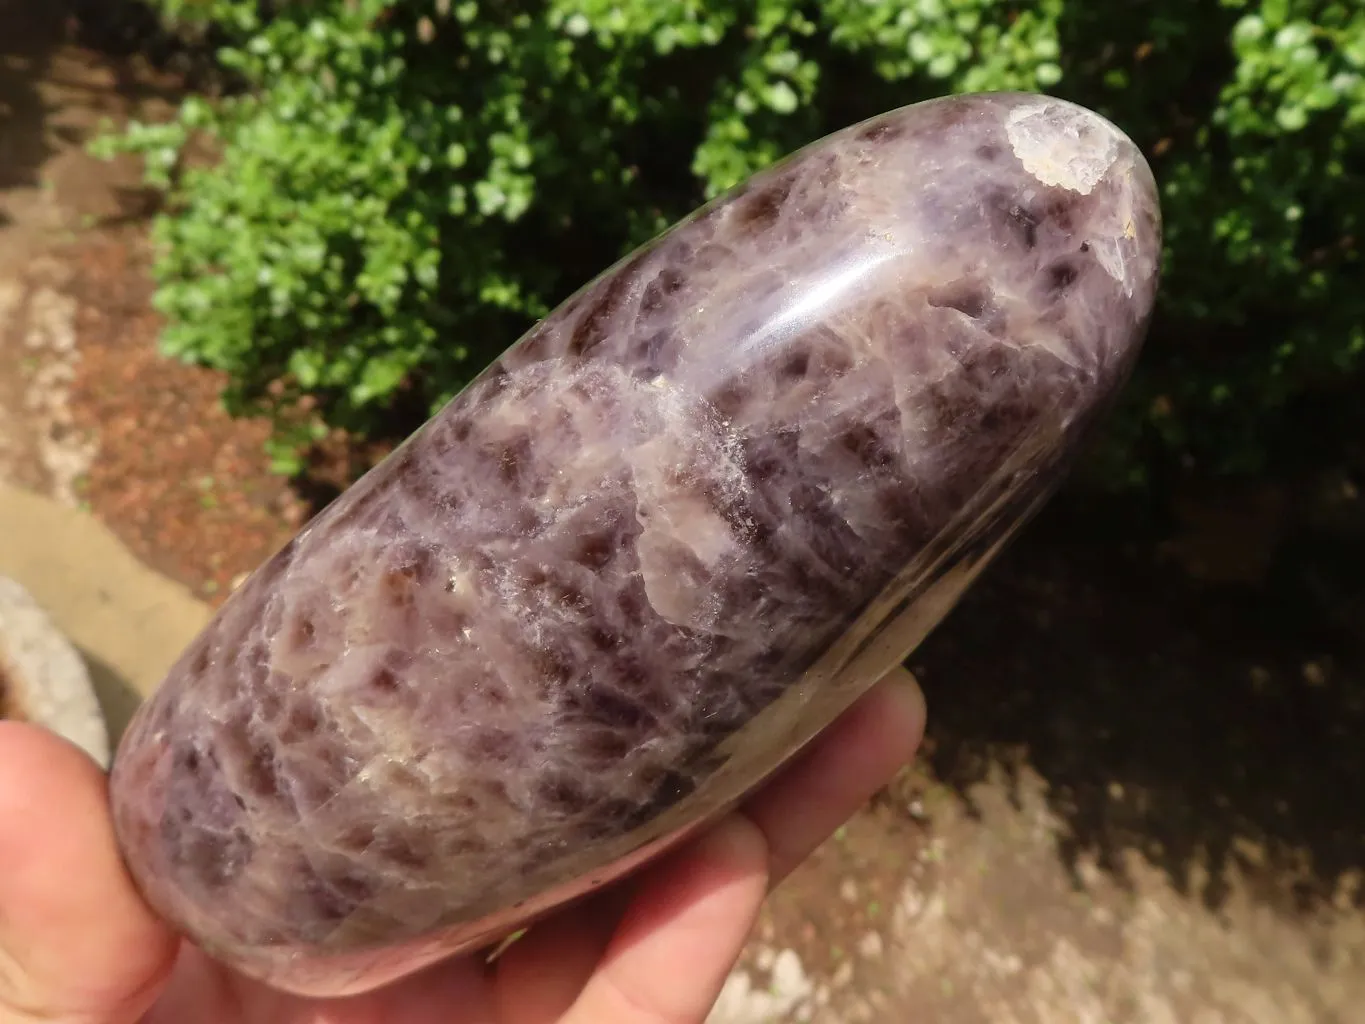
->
[0,3,305,600]
[724,764,1364,1024]
[721,510,1365,1022]
[2,8,1362,1022]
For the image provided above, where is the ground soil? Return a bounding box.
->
[1,5,1362,1021]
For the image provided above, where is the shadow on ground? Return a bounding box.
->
[0,1,221,238]
[914,464,1365,918]
[78,643,145,744]
[0,5,65,194]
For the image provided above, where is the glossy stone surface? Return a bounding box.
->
[110,92,1162,996]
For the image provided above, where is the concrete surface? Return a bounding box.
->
[0,482,208,741]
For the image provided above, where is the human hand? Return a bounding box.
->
[0,667,924,1024]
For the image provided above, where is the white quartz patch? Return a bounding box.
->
[1006,101,1122,196]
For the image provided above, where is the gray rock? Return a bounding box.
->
[0,575,110,766]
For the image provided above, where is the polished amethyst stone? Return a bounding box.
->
[110,92,1162,996]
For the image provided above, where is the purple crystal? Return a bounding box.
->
[110,92,1162,996]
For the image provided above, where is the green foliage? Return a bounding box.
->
[95,0,1365,485]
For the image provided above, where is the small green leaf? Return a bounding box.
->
[764,81,799,114]
[1275,104,1308,130]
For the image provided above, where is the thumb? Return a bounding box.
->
[0,722,179,1023]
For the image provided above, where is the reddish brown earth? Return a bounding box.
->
[63,234,311,601]
[2,6,1363,1021]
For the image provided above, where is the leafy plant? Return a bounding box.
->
[96,0,1365,485]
